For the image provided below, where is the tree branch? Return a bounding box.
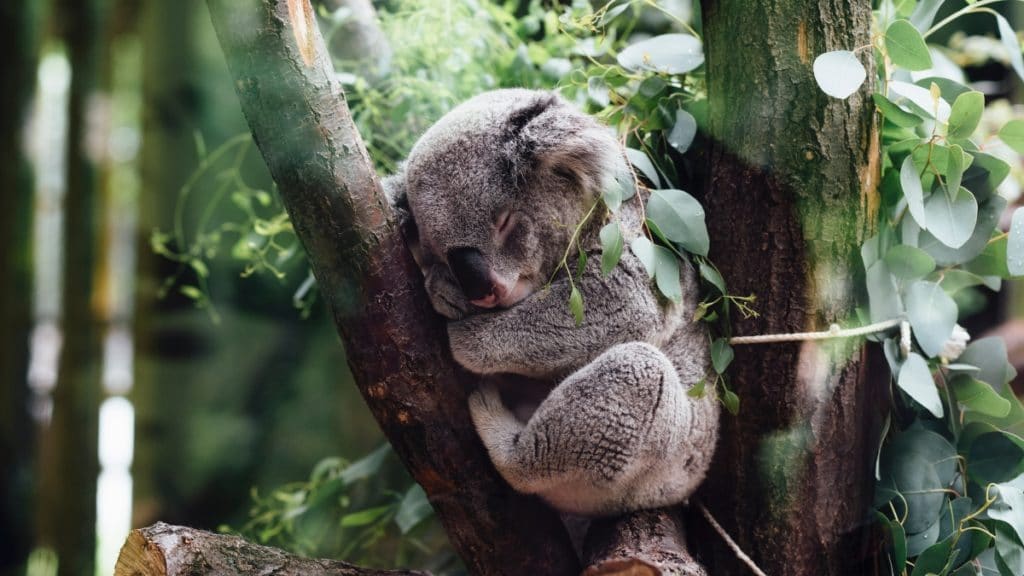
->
[203,1,579,574]
[582,509,707,576]
[114,523,431,576]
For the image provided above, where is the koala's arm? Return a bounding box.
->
[448,250,672,378]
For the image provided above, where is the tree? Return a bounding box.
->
[121,0,881,573]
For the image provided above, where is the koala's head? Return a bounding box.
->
[390,89,625,319]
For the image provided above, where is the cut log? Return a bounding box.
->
[582,509,707,576]
[114,523,431,576]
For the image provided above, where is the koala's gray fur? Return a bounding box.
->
[385,89,719,516]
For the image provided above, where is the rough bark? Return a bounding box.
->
[204,1,579,574]
[698,1,880,574]
[35,1,108,575]
[114,523,431,576]
[0,1,44,571]
[583,510,707,576]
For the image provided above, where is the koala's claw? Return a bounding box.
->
[468,384,522,463]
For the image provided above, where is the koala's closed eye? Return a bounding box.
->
[495,210,514,242]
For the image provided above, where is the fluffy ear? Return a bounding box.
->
[503,93,623,197]
[383,167,425,268]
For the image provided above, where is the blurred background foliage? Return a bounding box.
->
[3,0,1024,575]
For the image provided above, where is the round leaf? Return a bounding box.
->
[625,147,661,188]
[905,281,957,359]
[646,189,709,256]
[999,120,1024,155]
[617,33,704,75]
[947,91,984,141]
[890,81,951,123]
[653,245,682,302]
[872,93,924,128]
[884,245,936,280]
[599,222,624,276]
[924,187,977,249]
[630,236,657,277]
[951,375,1012,418]
[813,50,867,99]
[886,19,933,71]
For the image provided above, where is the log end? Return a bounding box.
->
[115,527,168,576]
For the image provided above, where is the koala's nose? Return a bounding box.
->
[447,247,495,301]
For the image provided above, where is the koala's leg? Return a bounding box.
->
[469,341,714,515]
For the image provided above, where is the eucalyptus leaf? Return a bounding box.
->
[909,538,953,576]
[901,156,928,229]
[625,147,661,188]
[945,144,965,201]
[630,236,657,277]
[617,33,704,75]
[923,187,977,249]
[873,93,924,128]
[667,108,698,153]
[898,353,944,417]
[653,245,682,302]
[340,505,392,527]
[587,76,611,107]
[569,285,584,326]
[905,281,958,359]
[884,245,936,280]
[891,80,951,122]
[996,14,1024,83]
[699,261,727,294]
[813,50,867,99]
[1009,208,1024,277]
[999,120,1024,155]
[340,444,391,485]
[395,484,433,534]
[886,19,933,71]
[600,222,624,276]
[722,389,740,415]
[711,338,734,374]
[947,91,984,141]
[951,375,1012,418]
[958,337,1013,390]
[867,261,903,324]
[646,189,709,256]
[920,197,1005,266]
[910,0,945,32]
[990,481,1024,548]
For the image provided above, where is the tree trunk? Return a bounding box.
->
[0,1,45,572]
[698,1,880,574]
[204,1,579,574]
[114,523,431,576]
[582,509,706,576]
[35,1,108,575]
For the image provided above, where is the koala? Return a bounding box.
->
[384,89,719,517]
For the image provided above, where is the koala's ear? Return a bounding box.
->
[505,93,622,196]
[383,168,423,264]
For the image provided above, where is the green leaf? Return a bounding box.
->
[813,50,867,99]
[916,76,974,102]
[910,0,945,32]
[920,197,1005,266]
[924,187,977,249]
[962,153,1010,203]
[625,148,661,188]
[963,429,1024,484]
[891,80,951,122]
[876,510,908,573]
[884,245,936,280]
[179,286,202,300]
[994,521,1024,576]
[569,285,584,326]
[959,337,1014,390]
[991,481,1024,549]
[881,428,957,533]
[996,14,1024,83]
[1009,208,1024,277]
[699,261,727,294]
[866,261,903,324]
[687,377,706,398]
[947,91,984,140]
[599,222,624,276]
[602,176,624,212]
[667,108,697,153]
[340,444,390,485]
[999,120,1024,155]
[886,19,933,71]
[630,236,657,277]
[395,484,433,534]
[901,155,928,229]
[653,245,682,302]
[873,93,924,128]
[189,259,209,278]
[340,505,392,527]
[966,235,1009,279]
[945,144,966,201]
[646,189,709,256]
[587,76,611,107]
[617,33,704,74]
[722,389,740,415]
[933,269,986,295]
[576,247,587,279]
[711,338,734,374]
[951,375,1012,417]
[898,352,944,417]
[905,280,958,358]
[910,538,953,576]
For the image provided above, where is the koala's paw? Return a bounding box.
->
[425,265,470,320]
[447,319,493,373]
[468,385,521,454]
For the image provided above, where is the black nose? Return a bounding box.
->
[447,247,494,301]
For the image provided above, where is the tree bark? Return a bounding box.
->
[583,510,707,576]
[114,523,432,576]
[0,1,45,571]
[698,0,880,574]
[35,1,108,575]
[204,1,579,574]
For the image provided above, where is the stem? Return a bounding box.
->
[923,0,1007,39]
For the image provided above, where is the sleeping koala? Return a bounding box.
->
[384,89,719,516]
